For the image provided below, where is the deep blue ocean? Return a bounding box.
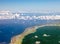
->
[0,19,60,44]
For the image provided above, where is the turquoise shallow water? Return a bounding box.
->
[22,26,60,44]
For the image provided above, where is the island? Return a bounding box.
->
[10,24,60,44]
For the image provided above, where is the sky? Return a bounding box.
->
[0,0,60,12]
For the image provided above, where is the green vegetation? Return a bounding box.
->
[22,26,60,44]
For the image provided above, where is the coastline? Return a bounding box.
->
[10,23,60,44]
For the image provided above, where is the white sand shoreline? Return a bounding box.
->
[10,23,60,44]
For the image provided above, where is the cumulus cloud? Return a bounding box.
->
[0,11,60,20]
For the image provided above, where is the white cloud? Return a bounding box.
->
[0,11,60,20]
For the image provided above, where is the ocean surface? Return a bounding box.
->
[0,19,60,44]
